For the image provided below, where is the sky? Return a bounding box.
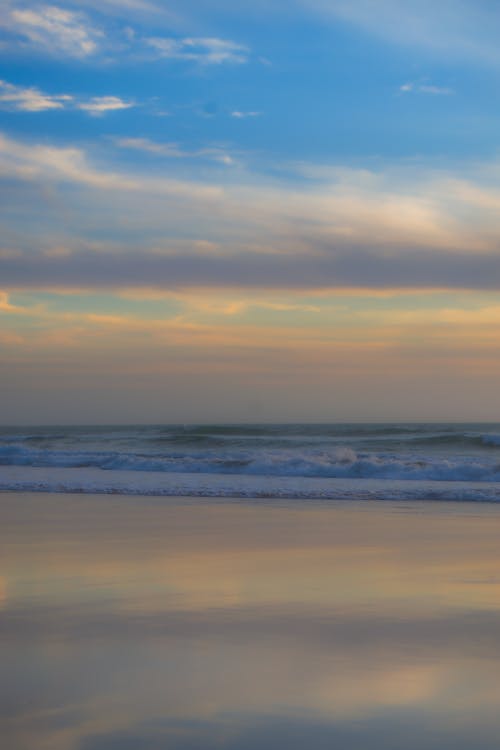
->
[2,0,500,423]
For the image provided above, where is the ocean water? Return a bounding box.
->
[2,422,500,501]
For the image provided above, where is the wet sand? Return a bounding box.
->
[2,492,500,749]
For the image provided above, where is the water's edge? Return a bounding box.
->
[2,466,500,503]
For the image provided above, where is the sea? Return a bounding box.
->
[4,425,500,750]
[2,422,500,502]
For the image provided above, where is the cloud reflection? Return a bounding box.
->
[2,494,500,749]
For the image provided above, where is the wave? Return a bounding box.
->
[2,423,500,451]
[2,466,500,503]
[480,434,500,446]
[2,442,500,482]
[146,424,498,448]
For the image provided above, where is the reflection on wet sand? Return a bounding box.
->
[1,493,500,749]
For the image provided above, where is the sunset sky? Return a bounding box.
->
[2,0,500,423]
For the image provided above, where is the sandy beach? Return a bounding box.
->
[2,491,500,749]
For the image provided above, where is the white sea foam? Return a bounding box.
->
[1,423,500,501]
[1,465,500,503]
[1,443,499,481]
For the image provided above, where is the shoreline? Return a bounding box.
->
[2,464,500,503]
[4,490,500,520]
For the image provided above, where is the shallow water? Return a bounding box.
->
[2,492,500,749]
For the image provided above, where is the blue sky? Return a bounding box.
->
[2,1,500,422]
[3,0,499,163]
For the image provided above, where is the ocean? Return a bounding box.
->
[4,428,500,749]
[2,422,500,501]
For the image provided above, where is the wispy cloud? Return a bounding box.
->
[0,131,221,198]
[400,82,453,96]
[4,4,102,57]
[301,0,500,66]
[0,80,134,115]
[231,110,261,119]
[0,79,73,111]
[145,36,249,65]
[1,3,250,67]
[77,96,135,115]
[67,0,170,16]
[5,132,500,293]
[115,137,235,164]
[115,137,186,156]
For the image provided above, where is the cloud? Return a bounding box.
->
[77,96,135,115]
[115,137,188,157]
[300,0,500,66]
[1,3,249,67]
[0,290,23,312]
[66,0,170,16]
[231,110,261,119]
[3,241,500,294]
[0,79,73,111]
[400,82,453,95]
[4,132,500,294]
[0,131,222,198]
[0,80,135,115]
[145,36,249,64]
[76,710,500,750]
[115,137,235,164]
[4,4,102,57]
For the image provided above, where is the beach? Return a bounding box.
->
[3,0,500,744]
[2,491,500,749]
[5,0,500,745]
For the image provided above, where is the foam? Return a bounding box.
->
[1,465,500,503]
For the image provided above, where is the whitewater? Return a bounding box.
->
[2,423,500,502]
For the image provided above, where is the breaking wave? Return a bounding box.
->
[1,423,500,500]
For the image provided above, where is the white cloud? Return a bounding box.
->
[0,79,135,116]
[6,4,102,57]
[231,110,261,119]
[400,82,453,96]
[0,79,73,111]
[145,36,249,64]
[1,3,249,66]
[77,96,135,115]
